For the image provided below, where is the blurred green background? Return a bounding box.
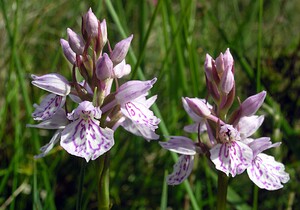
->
[1,0,300,209]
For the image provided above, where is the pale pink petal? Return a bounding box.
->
[31,73,71,96]
[113,59,131,78]
[248,137,281,158]
[210,141,253,177]
[159,136,199,155]
[237,115,264,138]
[240,91,266,117]
[132,94,157,108]
[27,108,68,129]
[144,95,157,108]
[120,101,160,140]
[60,101,113,161]
[183,123,207,133]
[247,153,290,190]
[34,130,61,158]
[240,138,254,145]
[167,155,194,185]
[116,78,156,104]
[32,94,65,121]
[60,118,114,162]
[121,118,159,140]
[121,101,160,128]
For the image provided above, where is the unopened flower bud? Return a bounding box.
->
[220,67,234,94]
[215,48,234,74]
[85,8,99,37]
[111,35,133,65]
[215,53,224,74]
[204,54,214,81]
[60,39,76,65]
[96,53,113,81]
[100,19,107,46]
[67,28,85,55]
[184,97,211,118]
[223,48,234,72]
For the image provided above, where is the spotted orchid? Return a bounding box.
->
[119,94,160,140]
[160,49,289,190]
[29,8,160,162]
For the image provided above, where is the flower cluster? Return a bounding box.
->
[28,8,160,162]
[160,49,289,190]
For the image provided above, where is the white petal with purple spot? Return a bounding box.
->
[115,78,156,104]
[237,115,264,138]
[113,59,131,78]
[210,141,253,177]
[247,153,290,190]
[159,136,198,155]
[121,118,159,140]
[121,102,160,128]
[167,155,194,185]
[120,100,160,140]
[32,94,65,121]
[60,118,114,162]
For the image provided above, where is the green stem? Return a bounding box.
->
[217,171,229,210]
[98,153,110,210]
[76,160,86,210]
[252,185,258,210]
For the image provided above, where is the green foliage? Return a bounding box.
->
[0,0,299,209]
